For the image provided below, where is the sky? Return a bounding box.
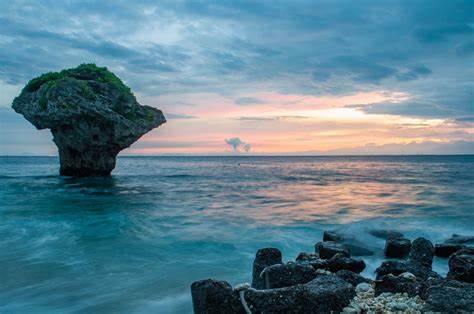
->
[0,0,473,155]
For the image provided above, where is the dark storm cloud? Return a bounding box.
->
[0,0,472,118]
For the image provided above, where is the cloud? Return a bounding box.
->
[165,113,196,119]
[396,65,432,81]
[0,0,473,155]
[234,97,266,105]
[224,137,251,152]
[0,0,471,107]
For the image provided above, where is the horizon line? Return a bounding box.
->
[1,154,473,158]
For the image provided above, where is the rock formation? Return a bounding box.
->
[12,64,165,176]
[191,232,474,313]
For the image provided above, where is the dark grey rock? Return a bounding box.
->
[326,254,366,273]
[423,279,474,313]
[323,230,352,242]
[445,234,474,245]
[409,237,434,267]
[344,244,374,257]
[295,252,319,262]
[374,273,422,297]
[295,253,328,271]
[315,241,349,259]
[323,230,374,256]
[244,275,355,313]
[12,64,166,176]
[369,229,404,240]
[191,279,243,314]
[375,260,440,281]
[261,262,317,289]
[384,237,411,258]
[251,247,282,289]
[335,270,372,287]
[435,243,465,258]
[447,248,474,283]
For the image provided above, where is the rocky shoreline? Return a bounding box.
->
[190,230,474,313]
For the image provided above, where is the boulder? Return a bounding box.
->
[384,237,411,258]
[374,273,422,297]
[409,237,434,267]
[423,279,474,313]
[335,270,372,287]
[251,247,282,289]
[323,230,352,242]
[375,260,440,281]
[323,230,374,256]
[295,252,328,270]
[435,243,465,258]
[12,64,165,176]
[344,243,375,257]
[326,254,366,274]
[315,241,349,259]
[369,229,404,240]
[445,234,474,245]
[447,248,474,283]
[243,275,355,313]
[191,279,243,314]
[261,262,316,289]
[295,252,319,262]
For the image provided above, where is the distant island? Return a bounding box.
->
[12,64,166,176]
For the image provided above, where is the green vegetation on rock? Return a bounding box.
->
[23,63,133,97]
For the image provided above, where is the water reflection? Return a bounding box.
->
[0,156,473,313]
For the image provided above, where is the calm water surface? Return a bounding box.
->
[0,156,473,313]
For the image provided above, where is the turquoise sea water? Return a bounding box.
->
[0,156,473,313]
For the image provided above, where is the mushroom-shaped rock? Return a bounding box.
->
[12,64,166,176]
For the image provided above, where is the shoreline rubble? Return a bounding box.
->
[191,231,474,313]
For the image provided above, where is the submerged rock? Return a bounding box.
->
[435,234,473,258]
[12,64,166,176]
[445,234,474,245]
[435,243,465,258]
[368,229,404,240]
[251,247,282,289]
[315,241,350,259]
[384,237,411,258]
[323,230,375,256]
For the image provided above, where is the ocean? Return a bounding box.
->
[0,155,473,313]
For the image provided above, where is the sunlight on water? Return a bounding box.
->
[0,156,473,313]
